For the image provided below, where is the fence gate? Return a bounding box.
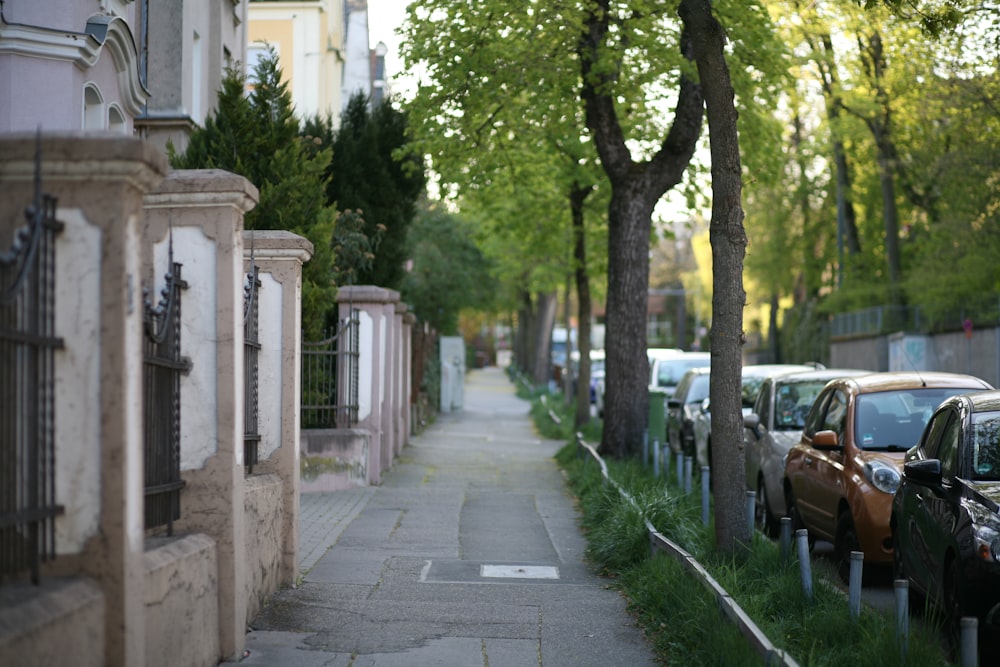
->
[243,261,261,474]
[143,249,188,534]
[301,309,359,429]
[0,147,64,584]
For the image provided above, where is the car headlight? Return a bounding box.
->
[864,459,901,494]
[973,524,1000,563]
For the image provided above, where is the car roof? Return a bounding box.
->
[680,366,712,377]
[774,368,870,384]
[840,371,993,393]
[741,363,820,379]
[647,348,705,360]
[955,389,1000,413]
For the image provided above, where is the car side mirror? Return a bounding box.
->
[811,430,841,451]
[667,399,681,410]
[744,412,761,438]
[903,458,943,488]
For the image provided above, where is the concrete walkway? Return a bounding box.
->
[239,367,660,667]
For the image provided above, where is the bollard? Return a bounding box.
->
[643,430,649,467]
[848,551,864,619]
[684,456,693,494]
[662,444,670,478]
[780,517,792,562]
[745,490,756,536]
[960,617,978,667]
[653,437,660,478]
[796,529,813,601]
[701,466,711,526]
[894,579,909,661]
[676,451,683,487]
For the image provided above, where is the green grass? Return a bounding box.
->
[538,390,953,666]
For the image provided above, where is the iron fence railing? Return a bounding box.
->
[830,300,1000,339]
[143,255,189,534]
[0,145,64,584]
[301,309,359,429]
[243,263,261,474]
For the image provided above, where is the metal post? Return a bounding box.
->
[701,466,710,526]
[796,529,813,601]
[848,551,864,619]
[662,444,670,478]
[960,617,978,667]
[643,430,648,467]
[684,456,693,494]
[780,517,792,562]
[745,490,756,536]
[676,451,683,487]
[894,579,909,661]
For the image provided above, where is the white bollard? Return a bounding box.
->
[894,579,909,660]
[745,490,756,536]
[960,617,978,667]
[676,451,683,487]
[780,517,792,562]
[684,455,693,494]
[662,444,670,478]
[848,551,864,619]
[796,529,813,601]
[701,466,710,526]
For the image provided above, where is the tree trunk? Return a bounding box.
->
[534,291,558,386]
[571,183,595,428]
[579,1,703,458]
[680,0,750,552]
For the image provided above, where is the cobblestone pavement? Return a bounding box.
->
[298,487,376,576]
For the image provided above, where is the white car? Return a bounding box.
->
[743,368,868,536]
[691,363,822,473]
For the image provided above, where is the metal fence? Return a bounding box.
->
[0,153,64,584]
[243,263,261,474]
[301,309,359,429]
[143,254,189,534]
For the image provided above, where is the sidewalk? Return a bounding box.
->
[239,367,660,666]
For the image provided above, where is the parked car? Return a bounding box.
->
[649,349,711,398]
[690,363,821,472]
[784,372,993,580]
[666,366,712,457]
[588,349,605,404]
[744,368,868,536]
[891,390,1000,641]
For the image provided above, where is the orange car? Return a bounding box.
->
[784,372,992,579]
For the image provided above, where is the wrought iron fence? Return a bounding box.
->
[0,146,64,584]
[243,263,261,474]
[143,253,189,534]
[301,309,359,429]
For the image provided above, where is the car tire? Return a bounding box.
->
[756,477,777,538]
[835,511,861,585]
[785,489,814,550]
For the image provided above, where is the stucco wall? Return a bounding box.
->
[143,534,220,667]
[300,429,370,491]
[243,474,285,623]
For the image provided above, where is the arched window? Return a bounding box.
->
[108,104,127,134]
[83,84,104,130]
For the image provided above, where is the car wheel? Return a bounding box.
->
[785,489,814,550]
[835,511,861,585]
[756,478,777,538]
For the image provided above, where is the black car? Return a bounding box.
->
[891,390,1000,644]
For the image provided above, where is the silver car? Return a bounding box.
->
[743,368,869,536]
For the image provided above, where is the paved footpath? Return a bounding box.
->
[239,367,660,667]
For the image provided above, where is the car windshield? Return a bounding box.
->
[971,411,1000,481]
[855,388,971,451]
[773,380,829,431]
[657,358,709,388]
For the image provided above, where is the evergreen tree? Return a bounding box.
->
[322,93,426,290]
[170,47,336,339]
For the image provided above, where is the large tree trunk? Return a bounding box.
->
[680,0,750,552]
[571,183,595,428]
[533,291,558,386]
[579,1,703,459]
